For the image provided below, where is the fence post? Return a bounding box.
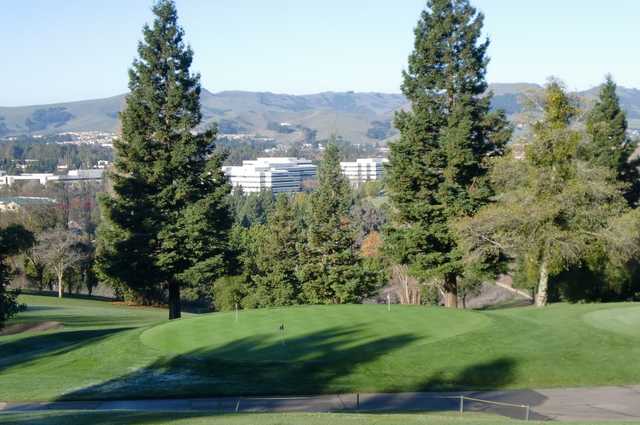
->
[459,395,464,414]
[235,399,240,413]
[356,393,360,410]
[525,405,530,421]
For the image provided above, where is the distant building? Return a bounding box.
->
[63,169,105,181]
[0,169,104,186]
[339,158,388,186]
[222,157,316,193]
[0,172,56,186]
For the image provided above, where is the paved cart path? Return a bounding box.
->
[2,386,640,421]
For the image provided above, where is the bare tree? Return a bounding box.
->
[35,229,85,298]
[389,264,422,305]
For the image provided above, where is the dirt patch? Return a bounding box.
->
[0,321,63,336]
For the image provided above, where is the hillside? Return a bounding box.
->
[2,84,640,143]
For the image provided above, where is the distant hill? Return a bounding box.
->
[0,95,125,137]
[2,83,640,143]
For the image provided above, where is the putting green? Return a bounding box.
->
[583,306,640,337]
[140,305,491,362]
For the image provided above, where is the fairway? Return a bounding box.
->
[2,295,640,402]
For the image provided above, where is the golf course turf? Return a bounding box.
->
[1,295,640,402]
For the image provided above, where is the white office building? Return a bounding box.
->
[222,157,316,193]
[0,169,105,186]
[339,158,388,186]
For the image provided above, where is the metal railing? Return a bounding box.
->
[458,395,531,421]
[232,393,532,421]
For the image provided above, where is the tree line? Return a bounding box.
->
[3,0,640,326]
[383,0,640,308]
[0,135,113,174]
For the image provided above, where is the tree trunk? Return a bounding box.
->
[168,280,181,320]
[403,277,410,305]
[57,272,64,298]
[535,261,549,307]
[443,273,458,308]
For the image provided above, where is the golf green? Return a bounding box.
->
[583,306,640,337]
[140,305,491,362]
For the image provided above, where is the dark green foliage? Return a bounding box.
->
[95,0,232,319]
[25,108,73,132]
[212,275,245,311]
[298,143,384,303]
[215,138,277,166]
[583,75,640,205]
[457,81,640,307]
[224,193,307,309]
[0,136,112,173]
[242,195,304,307]
[323,136,382,162]
[217,119,247,135]
[367,120,392,140]
[558,76,640,302]
[0,224,35,328]
[384,0,511,307]
[228,189,274,228]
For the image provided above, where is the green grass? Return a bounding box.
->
[2,295,640,402]
[0,411,628,425]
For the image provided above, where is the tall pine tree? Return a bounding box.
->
[299,143,382,303]
[583,75,640,205]
[385,0,511,307]
[95,0,232,319]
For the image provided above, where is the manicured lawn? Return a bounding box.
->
[1,295,640,402]
[0,411,625,425]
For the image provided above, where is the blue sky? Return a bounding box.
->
[1,0,639,106]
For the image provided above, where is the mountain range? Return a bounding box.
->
[2,83,640,144]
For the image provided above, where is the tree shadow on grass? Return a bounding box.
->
[0,411,223,425]
[58,325,418,401]
[360,358,549,420]
[0,328,131,373]
[29,358,551,422]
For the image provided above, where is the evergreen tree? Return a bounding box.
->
[384,0,511,307]
[583,75,640,205]
[95,0,232,319]
[0,225,34,329]
[457,81,640,306]
[299,143,382,303]
[244,195,303,307]
[558,76,640,302]
[229,189,275,228]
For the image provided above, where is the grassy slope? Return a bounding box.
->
[0,296,169,401]
[1,296,640,402]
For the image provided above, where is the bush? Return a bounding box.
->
[212,275,246,311]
